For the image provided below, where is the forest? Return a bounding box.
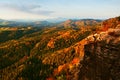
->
[0,16,120,80]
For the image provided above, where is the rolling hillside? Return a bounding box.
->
[0,16,120,80]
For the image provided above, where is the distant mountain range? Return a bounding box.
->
[0,19,52,27]
[0,18,103,27]
[61,19,102,28]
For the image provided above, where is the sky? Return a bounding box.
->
[0,0,120,20]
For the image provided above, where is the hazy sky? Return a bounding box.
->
[0,0,120,20]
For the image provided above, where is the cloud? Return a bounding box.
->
[0,3,54,15]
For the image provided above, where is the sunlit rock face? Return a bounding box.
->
[78,29,120,80]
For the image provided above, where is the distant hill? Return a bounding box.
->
[0,19,5,22]
[59,19,102,28]
[0,19,53,27]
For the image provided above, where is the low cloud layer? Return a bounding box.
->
[0,3,54,15]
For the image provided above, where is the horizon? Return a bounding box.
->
[0,0,120,20]
[0,17,106,22]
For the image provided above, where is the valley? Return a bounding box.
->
[0,16,120,80]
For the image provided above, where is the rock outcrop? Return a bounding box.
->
[78,28,120,80]
[48,28,120,80]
